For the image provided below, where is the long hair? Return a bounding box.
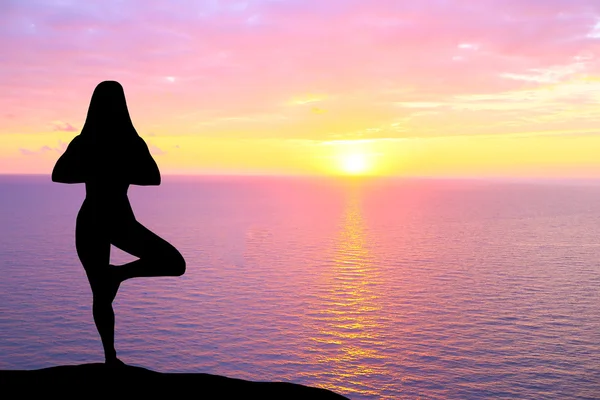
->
[80,81,139,143]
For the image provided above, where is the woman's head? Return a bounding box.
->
[80,80,138,140]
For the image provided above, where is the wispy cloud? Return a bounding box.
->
[148,144,167,155]
[51,121,78,132]
[500,60,589,83]
[19,140,66,155]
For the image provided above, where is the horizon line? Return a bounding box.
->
[2,173,600,182]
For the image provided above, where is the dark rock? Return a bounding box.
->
[0,363,349,399]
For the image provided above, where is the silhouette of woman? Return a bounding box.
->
[52,81,186,366]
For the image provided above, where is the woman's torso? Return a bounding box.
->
[79,181,135,226]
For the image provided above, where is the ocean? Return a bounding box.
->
[0,175,598,399]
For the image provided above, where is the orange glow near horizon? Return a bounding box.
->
[4,132,600,179]
[332,142,377,176]
[341,153,369,175]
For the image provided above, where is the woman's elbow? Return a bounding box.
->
[51,168,69,183]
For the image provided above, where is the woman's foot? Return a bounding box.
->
[105,357,126,367]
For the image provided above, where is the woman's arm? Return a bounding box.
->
[51,136,86,184]
[128,137,161,186]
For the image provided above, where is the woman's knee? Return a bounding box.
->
[160,246,185,276]
[171,250,186,277]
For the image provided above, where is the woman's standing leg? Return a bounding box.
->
[75,208,121,364]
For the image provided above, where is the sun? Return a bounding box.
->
[341,153,368,175]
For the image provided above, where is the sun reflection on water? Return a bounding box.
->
[305,186,389,398]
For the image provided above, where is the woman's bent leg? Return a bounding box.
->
[111,220,185,282]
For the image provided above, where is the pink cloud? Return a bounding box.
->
[19,140,67,156]
[52,121,77,132]
[19,145,53,155]
[148,144,167,155]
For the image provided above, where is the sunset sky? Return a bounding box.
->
[2,0,600,177]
